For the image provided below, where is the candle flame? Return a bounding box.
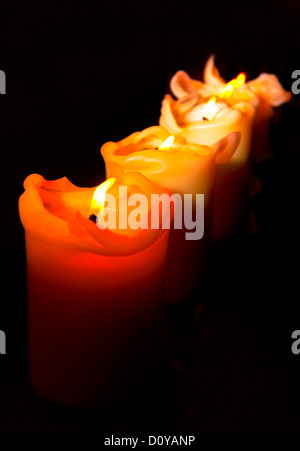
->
[91,178,116,212]
[158,135,175,150]
[219,73,246,98]
[201,97,218,121]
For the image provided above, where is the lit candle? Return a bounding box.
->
[19,171,170,409]
[160,89,254,241]
[170,55,291,161]
[101,126,240,304]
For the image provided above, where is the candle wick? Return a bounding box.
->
[89,214,98,223]
[202,117,209,121]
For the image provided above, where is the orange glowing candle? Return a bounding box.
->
[19,171,170,409]
[101,126,240,305]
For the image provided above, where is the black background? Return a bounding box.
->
[1,0,300,430]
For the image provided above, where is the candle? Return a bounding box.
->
[19,171,171,409]
[101,126,240,304]
[160,91,254,241]
[170,55,291,161]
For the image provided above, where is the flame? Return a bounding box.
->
[201,97,218,121]
[219,73,246,98]
[158,135,175,150]
[91,178,116,212]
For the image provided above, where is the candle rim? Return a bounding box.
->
[104,125,213,159]
[159,94,254,137]
[19,173,170,257]
[170,55,291,108]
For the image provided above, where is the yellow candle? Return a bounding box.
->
[19,171,170,408]
[160,92,254,241]
[101,126,240,304]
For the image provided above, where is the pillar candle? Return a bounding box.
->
[170,55,291,161]
[19,171,170,409]
[101,126,240,304]
[160,93,254,241]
